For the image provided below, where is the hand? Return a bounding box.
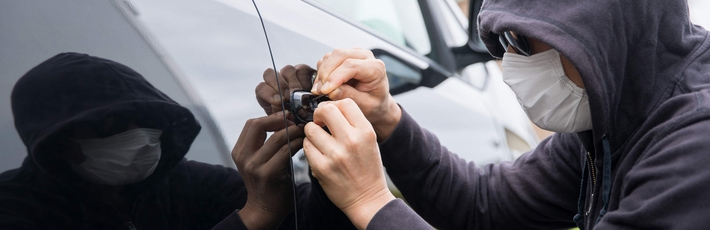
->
[233,112,304,229]
[303,99,395,229]
[256,65,316,115]
[312,48,401,141]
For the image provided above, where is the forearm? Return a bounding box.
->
[378,109,478,228]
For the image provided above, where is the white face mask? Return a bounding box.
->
[70,128,163,185]
[501,49,592,133]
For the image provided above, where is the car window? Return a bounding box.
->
[313,0,432,56]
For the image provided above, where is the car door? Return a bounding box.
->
[252,0,538,223]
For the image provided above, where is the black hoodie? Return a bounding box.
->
[367,0,710,229]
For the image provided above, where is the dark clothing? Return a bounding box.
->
[0,53,352,229]
[0,158,248,229]
[369,0,710,229]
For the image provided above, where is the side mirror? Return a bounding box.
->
[373,49,422,95]
[451,0,492,69]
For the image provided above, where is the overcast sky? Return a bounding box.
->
[689,0,710,28]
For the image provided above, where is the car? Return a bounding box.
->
[129,0,540,167]
[0,0,535,225]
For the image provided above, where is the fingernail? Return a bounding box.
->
[273,94,281,102]
[320,82,330,92]
[312,81,321,93]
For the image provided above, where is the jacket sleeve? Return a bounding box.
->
[371,108,582,229]
[368,199,431,230]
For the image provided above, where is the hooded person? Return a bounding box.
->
[280,0,710,229]
[0,53,353,229]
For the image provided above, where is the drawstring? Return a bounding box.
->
[572,153,588,229]
[596,136,612,222]
[573,135,612,229]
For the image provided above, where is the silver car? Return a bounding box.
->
[0,0,536,224]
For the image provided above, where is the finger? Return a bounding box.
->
[286,137,305,156]
[294,64,315,92]
[262,134,304,172]
[304,122,338,157]
[326,83,358,101]
[234,114,290,158]
[316,52,331,72]
[311,102,353,140]
[263,68,289,101]
[303,137,327,180]
[259,140,302,182]
[330,98,370,129]
[313,52,332,94]
[280,65,301,99]
[255,82,281,115]
[321,58,385,95]
[262,136,304,171]
[314,49,373,94]
[256,125,304,165]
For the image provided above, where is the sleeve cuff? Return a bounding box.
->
[367,199,431,230]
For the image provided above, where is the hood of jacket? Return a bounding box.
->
[478,0,710,150]
[10,52,201,188]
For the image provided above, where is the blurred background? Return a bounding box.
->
[456,0,710,29]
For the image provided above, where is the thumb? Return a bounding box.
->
[327,84,358,101]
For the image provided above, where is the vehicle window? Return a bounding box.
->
[314,0,432,56]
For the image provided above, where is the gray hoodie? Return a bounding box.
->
[369,0,710,229]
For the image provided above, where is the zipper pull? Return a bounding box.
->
[585,192,594,216]
[127,221,137,230]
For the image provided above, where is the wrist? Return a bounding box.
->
[372,97,401,142]
[341,189,396,230]
[238,202,288,230]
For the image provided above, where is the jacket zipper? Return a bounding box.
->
[585,152,596,216]
[126,195,143,230]
[109,195,143,230]
[127,221,137,230]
